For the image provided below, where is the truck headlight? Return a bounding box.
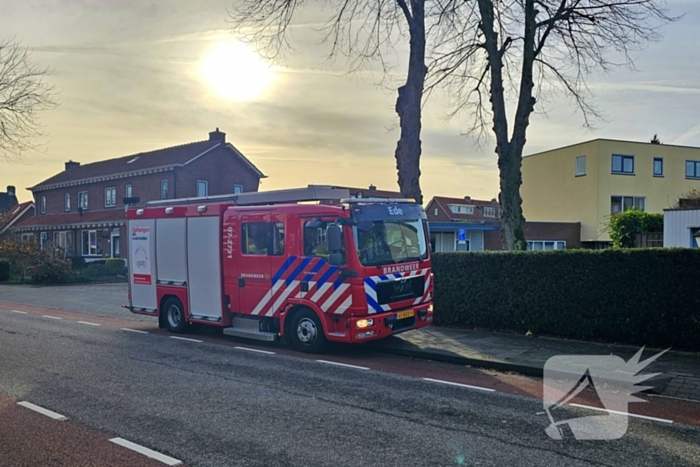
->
[356,318,374,329]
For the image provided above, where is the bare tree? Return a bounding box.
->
[0,39,58,162]
[229,1,428,204]
[429,0,675,249]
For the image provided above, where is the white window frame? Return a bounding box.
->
[40,196,46,214]
[53,231,69,249]
[21,233,34,243]
[78,191,88,210]
[64,193,70,212]
[233,184,243,194]
[161,180,169,200]
[125,184,132,199]
[448,204,474,215]
[483,206,497,218]
[105,187,116,207]
[40,232,47,249]
[197,180,208,197]
[81,230,98,256]
[527,241,566,251]
[575,155,586,176]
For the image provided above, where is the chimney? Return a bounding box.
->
[208,127,226,143]
[6,185,15,197]
[65,160,81,171]
[368,184,377,191]
[464,195,471,202]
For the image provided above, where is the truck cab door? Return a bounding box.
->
[236,212,273,316]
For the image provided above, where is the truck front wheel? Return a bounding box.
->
[163,297,189,334]
[290,308,327,354]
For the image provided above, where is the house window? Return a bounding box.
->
[40,232,47,249]
[161,180,169,200]
[233,184,243,194]
[53,231,72,254]
[40,196,46,214]
[429,231,455,252]
[527,241,566,251]
[686,160,700,179]
[483,206,497,218]
[64,193,70,212]
[125,185,132,199]
[20,233,34,243]
[611,196,646,214]
[105,187,116,207]
[612,154,634,174]
[78,191,88,210]
[576,156,586,176]
[81,230,98,256]
[448,204,474,215]
[653,158,663,177]
[434,208,438,216]
[197,180,208,197]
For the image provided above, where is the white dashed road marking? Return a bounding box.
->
[77,321,101,326]
[317,360,369,370]
[569,403,674,424]
[10,310,28,314]
[42,315,62,320]
[234,346,276,355]
[17,401,68,421]
[169,336,203,343]
[422,377,496,392]
[121,328,149,334]
[109,438,182,466]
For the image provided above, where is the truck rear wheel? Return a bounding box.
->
[290,308,327,354]
[163,297,189,334]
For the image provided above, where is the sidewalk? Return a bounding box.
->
[372,326,700,402]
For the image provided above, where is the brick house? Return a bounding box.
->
[0,201,34,243]
[14,129,265,261]
[0,185,19,215]
[426,195,581,251]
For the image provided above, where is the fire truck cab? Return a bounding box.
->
[125,185,433,353]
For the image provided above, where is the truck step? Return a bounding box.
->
[223,327,278,342]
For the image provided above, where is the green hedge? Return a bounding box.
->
[0,258,9,282]
[432,249,700,351]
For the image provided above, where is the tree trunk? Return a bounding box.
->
[498,143,527,250]
[394,0,426,205]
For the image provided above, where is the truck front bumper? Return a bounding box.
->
[345,304,433,343]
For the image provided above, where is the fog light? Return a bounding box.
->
[428,304,434,313]
[356,330,375,339]
[356,318,374,329]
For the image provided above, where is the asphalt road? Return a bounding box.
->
[0,309,699,466]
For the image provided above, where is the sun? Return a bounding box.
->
[201,41,274,101]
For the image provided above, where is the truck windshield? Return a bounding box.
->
[354,219,428,266]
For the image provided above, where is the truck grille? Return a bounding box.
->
[376,276,424,305]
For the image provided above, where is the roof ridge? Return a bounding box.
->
[73,138,214,168]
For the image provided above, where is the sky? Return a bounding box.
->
[2,0,700,203]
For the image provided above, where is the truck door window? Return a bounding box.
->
[304,221,345,263]
[271,222,285,256]
[242,222,268,255]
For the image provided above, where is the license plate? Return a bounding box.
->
[396,310,414,320]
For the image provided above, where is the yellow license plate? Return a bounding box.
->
[397,310,414,320]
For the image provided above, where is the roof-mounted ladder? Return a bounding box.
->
[146,185,352,207]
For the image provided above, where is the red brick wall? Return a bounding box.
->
[484,222,581,250]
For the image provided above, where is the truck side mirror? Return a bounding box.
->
[327,224,342,252]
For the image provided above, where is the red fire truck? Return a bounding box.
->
[124,185,433,353]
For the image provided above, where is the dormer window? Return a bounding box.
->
[448,204,474,215]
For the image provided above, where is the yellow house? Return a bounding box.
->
[521,139,700,247]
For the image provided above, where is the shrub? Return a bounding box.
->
[105,258,126,275]
[0,258,10,281]
[85,262,109,277]
[605,209,663,248]
[432,249,700,351]
[69,256,86,270]
[31,257,72,285]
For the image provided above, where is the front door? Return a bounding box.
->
[236,211,273,316]
[111,233,120,258]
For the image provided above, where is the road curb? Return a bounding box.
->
[370,342,673,394]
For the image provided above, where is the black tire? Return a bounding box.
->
[290,308,328,354]
[163,297,189,334]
